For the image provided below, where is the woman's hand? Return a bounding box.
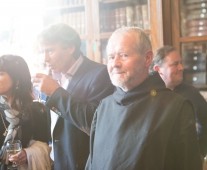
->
[8,149,27,165]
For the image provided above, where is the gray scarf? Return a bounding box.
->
[0,96,21,164]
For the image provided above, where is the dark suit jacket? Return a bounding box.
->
[174,82,207,156]
[46,57,114,170]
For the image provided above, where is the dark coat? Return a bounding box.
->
[86,73,202,170]
[46,57,114,170]
[174,82,207,156]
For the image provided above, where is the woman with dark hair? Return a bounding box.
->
[0,55,51,170]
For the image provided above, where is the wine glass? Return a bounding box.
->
[6,140,22,169]
[32,62,51,103]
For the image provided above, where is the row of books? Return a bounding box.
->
[62,0,85,6]
[182,1,207,36]
[99,4,149,32]
[49,0,85,7]
[53,12,86,35]
[183,44,206,71]
[183,43,207,85]
[47,4,149,36]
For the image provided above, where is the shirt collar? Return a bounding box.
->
[63,55,83,78]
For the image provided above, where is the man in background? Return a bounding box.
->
[152,45,207,157]
[33,23,114,170]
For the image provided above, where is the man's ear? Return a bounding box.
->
[69,46,75,55]
[153,65,160,72]
[145,51,153,67]
[65,45,75,55]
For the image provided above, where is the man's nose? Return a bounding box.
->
[41,51,49,63]
[178,63,184,70]
[111,55,122,66]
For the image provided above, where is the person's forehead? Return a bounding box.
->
[39,42,63,49]
[111,31,135,41]
[108,34,136,51]
[40,41,59,46]
[167,50,180,57]
[165,51,180,60]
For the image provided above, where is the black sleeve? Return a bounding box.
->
[169,101,203,170]
[30,102,50,143]
[46,88,98,135]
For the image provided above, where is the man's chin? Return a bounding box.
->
[111,79,125,87]
[50,67,61,73]
[52,69,59,73]
[176,79,183,86]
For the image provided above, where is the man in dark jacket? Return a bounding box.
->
[152,45,207,157]
[32,23,114,170]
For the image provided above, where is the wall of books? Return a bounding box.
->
[181,0,207,37]
[99,1,149,33]
[179,0,207,88]
[182,42,207,88]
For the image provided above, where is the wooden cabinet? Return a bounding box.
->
[43,0,163,64]
[163,0,207,89]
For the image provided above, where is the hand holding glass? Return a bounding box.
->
[32,63,51,103]
[6,140,22,169]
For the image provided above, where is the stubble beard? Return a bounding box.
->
[110,73,129,90]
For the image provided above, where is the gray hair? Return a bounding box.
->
[106,27,152,56]
[149,45,176,73]
[37,23,81,58]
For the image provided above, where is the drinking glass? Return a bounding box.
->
[32,62,51,103]
[6,140,22,170]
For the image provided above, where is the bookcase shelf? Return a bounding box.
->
[45,5,85,11]
[179,35,207,43]
[99,0,127,3]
